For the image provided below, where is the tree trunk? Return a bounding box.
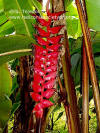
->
[13,56,35,133]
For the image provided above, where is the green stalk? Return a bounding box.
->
[82,39,89,133]
[75,0,100,128]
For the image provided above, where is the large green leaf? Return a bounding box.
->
[0,0,4,14]
[86,0,100,31]
[0,21,15,36]
[0,0,15,36]
[0,64,12,129]
[95,56,100,67]
[66,2,82,39]
[0,0,7,25]
[64,0,73,7]
[3,0,36,37]
[0,35,37,65]
[0,12,8,26]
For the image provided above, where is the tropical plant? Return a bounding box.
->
[0,0,100,133]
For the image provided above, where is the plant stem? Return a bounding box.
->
[58,76,72,133]
[82,39,89,133]
[52,0,81,132]
[75,0,100,128]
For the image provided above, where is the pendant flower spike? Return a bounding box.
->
[30,1,64,118]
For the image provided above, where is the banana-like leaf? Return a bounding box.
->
[64,0,73,7]
[3,0,36,37]
[0,12,8,26]
[0,21,15,36]
[0,64,12,129]
[0,35,37,65]
[66,2,82,39]
[0,0,7,25]
[86,0,100,31]
[0,0,15,36]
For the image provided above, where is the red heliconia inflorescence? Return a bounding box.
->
[30,2,64,118]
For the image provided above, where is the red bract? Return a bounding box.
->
[34,73,43,84]
[45,72,57,81]
[34,35,49,46]
[30,92,42,102]
[44,79,55,89]
[46,59,58,66]
[47,52,58,58]
[47,35,63,44]
[47,44,61,52]
[30,13,51,27]
[47,11,65,20]
[32,82,42,92]
[43,89,55,99]
[46,65,57,73]
[33,103,43,118]
[41,100,53,108]
[34,67,45,76]
[30,1,64,118]
[35,25,50,37]
[47,25,64,34]
[35,45,47,54]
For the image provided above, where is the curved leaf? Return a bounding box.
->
[0,21,15,36]
[66,2,82,39]
[0,35,36,65]
[86,0,100,31]
[3,0,36,36]
[0,64,12,129]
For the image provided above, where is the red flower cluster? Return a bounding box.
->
[30,7,64,118]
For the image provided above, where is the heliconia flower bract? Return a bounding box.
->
[30,2,64,118]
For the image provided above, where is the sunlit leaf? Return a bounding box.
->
[86,0,100,31]
[0,35,36,65]
[3,0,36,37]
[0,64,12,128]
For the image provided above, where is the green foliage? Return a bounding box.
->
[64,0,73,7]
[30,0,42,16]
[9,59,19,71]
[86,0,100,31]
[10,102,20,117]
[66,2,82,39]
[3,0,36,37]
[11,75,19,94]
[46,105,68,133]
[0,64,12,96]
[0,21,15,36]
[95,57,100,67]
[0,12,7,26]
[71,53,81,85]
[54,111,64,123]
[0,0,15,36]
[0,35,36,65]
[0,64,12,129]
